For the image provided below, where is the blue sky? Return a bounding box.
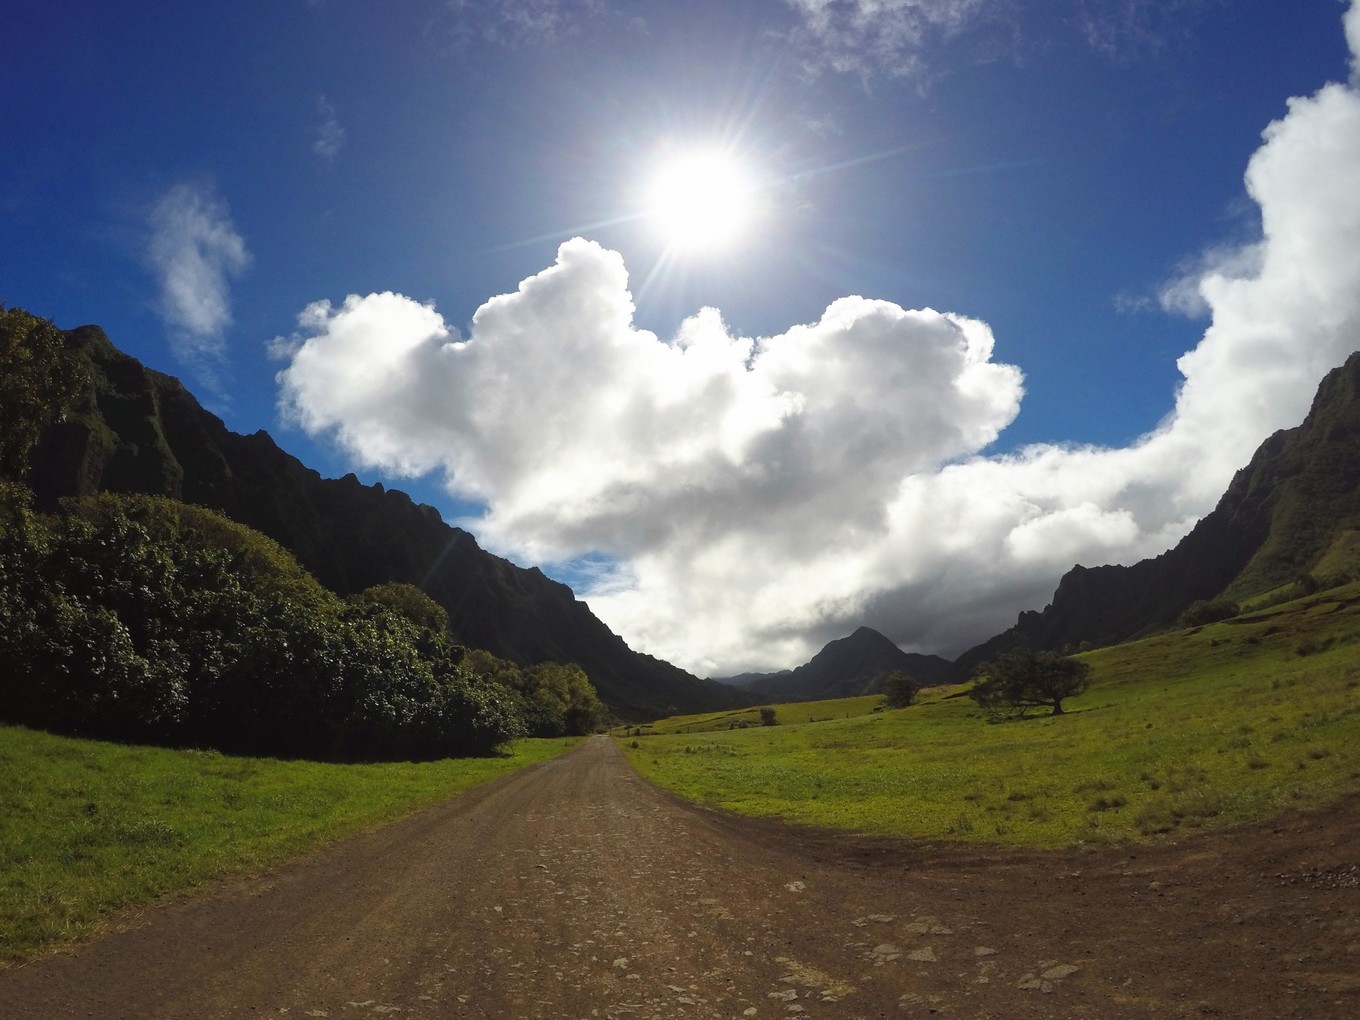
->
[4,1,1360,674]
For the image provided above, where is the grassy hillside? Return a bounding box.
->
[621,583,1360,849]
[0,729,577,963]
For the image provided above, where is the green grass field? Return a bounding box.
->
[620,584,1360,849]
[0,730,577,963]
[611,694,886,736]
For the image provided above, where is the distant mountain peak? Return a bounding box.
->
[719,625,952,702]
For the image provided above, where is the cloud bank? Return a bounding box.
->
[275,6,1360,676]
[146,181,251,363]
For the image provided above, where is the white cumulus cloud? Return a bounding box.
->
[275,3,1360,676]
[146,181,251,363]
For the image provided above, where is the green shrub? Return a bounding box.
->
[0,495,524,760]
[1177,599,1240,628]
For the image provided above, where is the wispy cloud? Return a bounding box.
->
[313,94,346,163]
[784,0,1221,79]
[1073,0,1220,60]
[146,181,250,366]
[784,0,1001,78]
[440,0,605,46]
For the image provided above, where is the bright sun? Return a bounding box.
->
[645,149,761,254]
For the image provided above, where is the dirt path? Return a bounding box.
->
[2,736,1357,1018]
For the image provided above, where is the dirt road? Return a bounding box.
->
[2,736,1357,1018]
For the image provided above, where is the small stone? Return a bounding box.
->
[1041,964,1080,981]
[869,943,902,965]
[907,947,938,963]
[975,947,998,957]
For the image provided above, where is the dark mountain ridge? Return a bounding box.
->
[719,626,952,703]
[952,351,1360,678]
[28,324,744,721]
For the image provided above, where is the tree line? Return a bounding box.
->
[0,306,605,760]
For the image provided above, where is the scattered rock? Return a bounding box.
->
[869,943,902,966]
[907,947,938,963]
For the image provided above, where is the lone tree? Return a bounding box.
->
[882,670,920,709]
[969,649,1092,719]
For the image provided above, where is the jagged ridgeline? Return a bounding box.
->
[14,312,743,723]
[952,351,1360,677]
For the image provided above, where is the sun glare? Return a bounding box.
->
[645,149,762,255]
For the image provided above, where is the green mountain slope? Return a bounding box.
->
[952,351,1360,677]
[27,324,743,721]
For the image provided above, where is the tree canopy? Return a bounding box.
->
[463,649,607,737]
[882,670,920,708]
[0,306,86,481]
[0,493,587,759]
[969,649,1092,719]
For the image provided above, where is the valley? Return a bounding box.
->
[4,314,1360,1016]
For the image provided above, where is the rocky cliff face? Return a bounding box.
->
[29,325,744,721]
[951,351,1360,678]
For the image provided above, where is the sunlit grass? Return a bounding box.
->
[621,584,1360,849]
[0,729,577,962]
[611,694,886,736]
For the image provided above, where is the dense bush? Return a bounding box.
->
[882,670,920,708]
[1177,599,1241,628]
[463,649,607,737]
[348,581,451,635]
[0,493,525,759]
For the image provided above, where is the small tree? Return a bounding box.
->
[882,670,920,709]
[758,706,778,726]
[970,649,1091,719]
